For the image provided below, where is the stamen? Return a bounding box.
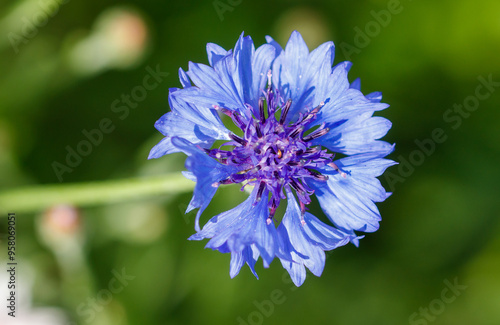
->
[304,147,320,154]
[231,112,246,129]
[279,99,293,125]
[329,162,347,178]
[289,125,304,138]
[254,120,263,138]
[229,133,247,146]
[219,179,234,185]
[259,97,266,123]
[255,182,266,203]
[303,128,330,142]
[301,101,324,124]
[289,178,304,194]
[251,165,262,172]
[299,201,306,216]
[213,104,230,116]
[269,199,278,218]
[214,105,246,128]
[310,172,329,181]
[311,101,325,115]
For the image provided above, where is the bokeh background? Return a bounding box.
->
[1,0,500,324]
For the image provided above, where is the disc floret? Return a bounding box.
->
[207,77,332,221]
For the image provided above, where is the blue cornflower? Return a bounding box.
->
[149,31,396,286]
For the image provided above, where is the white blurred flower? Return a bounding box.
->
[0,264,68,325]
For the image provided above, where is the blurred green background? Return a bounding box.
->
[1,0,500,324]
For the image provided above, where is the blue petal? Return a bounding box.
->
[315,85,389,127]
[365,91,382,103]
[312,61,351,113]
[301,213,353,251]
[148,122,215,159]
[182,34,276,117]
[270,31,308,106]
[232,33,255,109]
[313,112,394,155]
[272,31,386,130]
[267,47,389,135]
[206,42,230,66]
[171,137,240,231]
[278,190,352,286]
[148,137,177,159]
[278,194,323,284]
[280,255,306,287]
[230,251,244,278]
[290,42,336,122]
[169,88,227,130]
[350,77,361,90]
[186,61,244,111]
[272,31,348,123]
[336,228,364,247]
[283,30,310,70]
[308,154,397,233]
[189,188,279,269]
[213,34,275,114]
[272,31,333,122]
[265,35,283,56]
[181,171,196,182]
[178,68,191,88]
[230,245,260,279]
[148,88,230,159]
[349,77,382,103]
[334,150,397,176]
[244,245,260,278]
[251,43,276,105]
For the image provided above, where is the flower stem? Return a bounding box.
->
[0,174,194,214]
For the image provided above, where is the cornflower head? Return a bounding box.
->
[149,31,396,286]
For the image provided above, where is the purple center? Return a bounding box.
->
[207,80,334,222]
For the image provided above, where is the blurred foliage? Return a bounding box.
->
[1,0,500,324]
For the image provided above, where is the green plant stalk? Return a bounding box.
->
[0,174,194,214]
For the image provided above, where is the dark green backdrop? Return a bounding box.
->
[1,0,499,324]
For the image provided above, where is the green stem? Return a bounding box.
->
[0,174,194,214]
